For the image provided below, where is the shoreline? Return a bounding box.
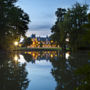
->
[13,47,62,51]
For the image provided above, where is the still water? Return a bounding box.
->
[0,51,90,90]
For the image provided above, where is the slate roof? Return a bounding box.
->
[30,34,51,42]
[37,37,51,41]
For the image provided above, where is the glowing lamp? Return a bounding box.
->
[14,41,18,46]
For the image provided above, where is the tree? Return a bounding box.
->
[69,3,88,50]
[51,8,66,47]
[51,2,88,50]
[0,0,30,50]
[81,13,90,48]
[22,37,32,47]
[39,41,43,47]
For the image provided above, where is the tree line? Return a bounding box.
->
[50,2,90,51]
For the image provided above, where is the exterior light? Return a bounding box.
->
[66,38,69,42]
[51,40,53,43]
[14,41,18,46]
[51,54,53,58]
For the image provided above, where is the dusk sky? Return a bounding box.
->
[16,0,90,37]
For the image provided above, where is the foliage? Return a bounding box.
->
[81,13,90,47]
[51,2,88,50]
[40,41,43,47]
[69,3,88,49]
[51,8,66,46]
[22,37,32,47]
[0,0,30,50]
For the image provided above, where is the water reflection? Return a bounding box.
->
[75,64,90,90]
[65,52,70,59]
[0,53,29,90]
[14,54,18,61]
[0,51,90,90]
[50,51,90,90]
[14,54,27,64]
[23,51,59,62]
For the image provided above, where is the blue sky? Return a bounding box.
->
[16,0,90,37]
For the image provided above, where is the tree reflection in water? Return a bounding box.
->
[75,64,90,90]
[0,52,29,90]
[50,51,90,90]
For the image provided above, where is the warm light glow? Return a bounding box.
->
[19,44,21,47]
[51,54,53,58]
[58,45,60,48]
[14,54,26,64]
[14,55,18,61]
[65,52,70,59]
[33,42,35,45]
[66,38,69,42]
[28,52,31,54]
[55,54,57,56]
[32,53,35,57]
[14,41,18,46]
[51,40,53,43]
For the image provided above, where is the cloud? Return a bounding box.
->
[29,24,52,31]
[26,30,51,37]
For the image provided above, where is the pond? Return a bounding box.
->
[0,50,90,90]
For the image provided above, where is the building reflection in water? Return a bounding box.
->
[23,51,59,62]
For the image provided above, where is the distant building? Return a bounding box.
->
[27,34,56,48]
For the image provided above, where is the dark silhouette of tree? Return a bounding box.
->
[0,0,30,50]
[40,41,43,47]
[50,54,77,90]
[22,37,32,47]
[51,2,88,50]
[81,13,90,48]
[51,8,66,46]
[50,51,90,90]
[22,53,33,62]
[69,3,88,50]
[75,64,90,90]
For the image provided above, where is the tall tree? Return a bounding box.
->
[0,0,30,50]
[51,8,66,46]
[51,2,88,50]
[81,13,90,47]
[69,3,88,49]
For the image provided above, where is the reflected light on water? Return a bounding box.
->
[32,53,35,57]
[28,52,31,54]
[14,55,18,62]
[65,52,70,59]
[18,55,27,64]
[51,54,53,58]
[24,51,58,60]
[14,54,26,64]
